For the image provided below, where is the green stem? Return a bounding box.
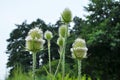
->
[62,23,68,80]
[78,60,81,80]
[54,47,62,77]
[62,46,65,80]
[32,52,36,80]
[48,40,52,80]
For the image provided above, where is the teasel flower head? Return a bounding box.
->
[57,37,64,47]
[71,38,88,60]
[25,27,45,53]
[61,8,72,23]
[44,30,53,40]
[59,25,69,38]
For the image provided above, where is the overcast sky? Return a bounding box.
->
[0,0,89,79]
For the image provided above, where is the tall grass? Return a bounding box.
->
[6,66,95,80]
[6,66,32,80]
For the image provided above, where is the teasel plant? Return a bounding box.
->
[44,30,53,80]
[54,37,64,78]
[56,8,72,80]
[71,38,88,80]
[25,27,45,80]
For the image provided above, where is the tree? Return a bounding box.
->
[80,0,120,80]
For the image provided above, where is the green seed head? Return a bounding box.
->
[71,38,88,60]
[28,27,43,39]
[26,39,45,53]
[44,30,53,40]
[25,27,45,53]
[59,25,67,38]
[73,38,86,48]
[57,37,64,47]
[61,8,72,23]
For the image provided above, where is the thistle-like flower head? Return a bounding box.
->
[28,27,43,39]
[61,8,72,23]
[57,37,64,47]
[71,38,88,60]
[44,30,53,40]
[59,25,68,38]
[25,27,45,53]
[72,38,86,48]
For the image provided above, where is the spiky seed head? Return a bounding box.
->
[59,25,67,38]
[57,37,64,47]
[61,8,72,23]
[25,27,45,53]
[28,27,43,39]
[71,38,88,60]
[44,30,53,40]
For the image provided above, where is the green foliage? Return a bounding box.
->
[70,0,120,80]
[81,0,120,80]
[6,65,32,80]
[6,66,94,80]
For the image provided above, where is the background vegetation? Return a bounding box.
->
[6,0,120,80]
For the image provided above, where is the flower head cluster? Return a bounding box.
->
[44,30,53,40]
[71,38,88,60]
[25,27,45,53]
[61,8,72,23]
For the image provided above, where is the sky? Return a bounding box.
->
[0,0,89,80]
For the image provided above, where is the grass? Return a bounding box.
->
[6,66,32,80]
[6,66,96,80]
